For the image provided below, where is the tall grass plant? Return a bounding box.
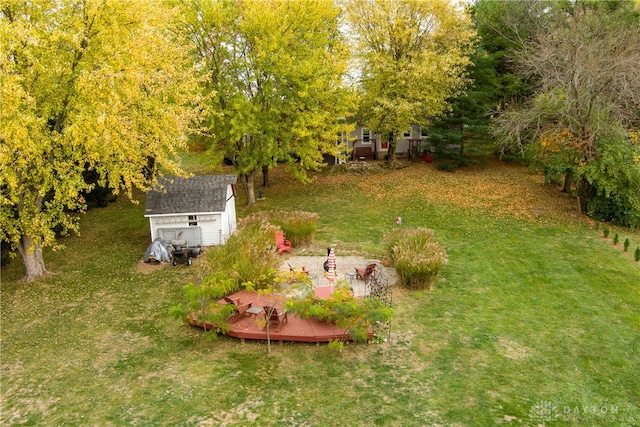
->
[257,210,319,247]
[384,228,448,290]
[203,214,281,291]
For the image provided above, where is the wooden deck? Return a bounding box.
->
[186,290,372,343]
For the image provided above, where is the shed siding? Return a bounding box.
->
[157,227,203,246]
[149,215,223,246]
[153,215,187,226]
[199,214,222,245]
[223,185,237,243]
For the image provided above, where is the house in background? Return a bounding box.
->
[349,124,429,161]
[144,175,238,247]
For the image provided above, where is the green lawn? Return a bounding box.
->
[2,160,639,426]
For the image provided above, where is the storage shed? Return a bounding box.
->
[144,175,238,247]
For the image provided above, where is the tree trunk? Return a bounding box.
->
[459,122,465,160]
[240,171,258,206]
[265,319,272,354]
[262,165,269,187]
[386,132,397,167]
[576,176,592,214]
[563,169,573,193]
[16,235,48,282]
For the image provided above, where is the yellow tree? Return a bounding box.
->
[0,0,203,281]
[181,0,355,205]
[342,0,476,164]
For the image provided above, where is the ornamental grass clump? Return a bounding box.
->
[384,228,448,291]
[202,214,281,291]
[261,210,319,247]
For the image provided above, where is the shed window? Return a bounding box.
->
[188,215,198,226]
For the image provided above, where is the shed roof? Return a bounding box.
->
[144,175,237,217]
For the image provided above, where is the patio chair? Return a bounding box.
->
[263,306,288,331]
[224,297,252,323]
[355,263,377,282]
[275,232,292,255]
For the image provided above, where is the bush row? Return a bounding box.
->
[601,226,640,262]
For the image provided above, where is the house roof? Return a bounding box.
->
[144,175,237,217]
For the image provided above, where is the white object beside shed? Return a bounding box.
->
[144,175,238,246]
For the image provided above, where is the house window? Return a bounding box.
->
[362,127,371,144]
[403,128,412,139]
[188,215,198,226]
[421,126,429,139]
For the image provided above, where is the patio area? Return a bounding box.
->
[280,255,398,298]
[188,256,397,344]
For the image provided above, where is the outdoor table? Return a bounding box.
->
[246,306,263,317]
[345,271,357,285]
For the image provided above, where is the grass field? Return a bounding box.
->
[2,159,639,426]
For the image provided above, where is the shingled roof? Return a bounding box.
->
[144,175,237,216]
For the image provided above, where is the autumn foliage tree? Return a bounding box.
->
[180,0,355,205]
[342,0,476,165]
[491,1,640,225]
[0,0,202,281]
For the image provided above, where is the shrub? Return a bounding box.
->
[624,238,630,252]
[169,273,238,334]
[582,133,640,228]
[384,228,448,291]
[635,247,640,262]
[286,286,394,346]
[259,210,319,247]
[201,214,281,291]
[603,227,610,238]
[613,233,619,245]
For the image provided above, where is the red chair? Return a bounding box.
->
[355,263,377,282]
[224,297,252,323]
[275,232,292,255]
[263,306,288,331]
